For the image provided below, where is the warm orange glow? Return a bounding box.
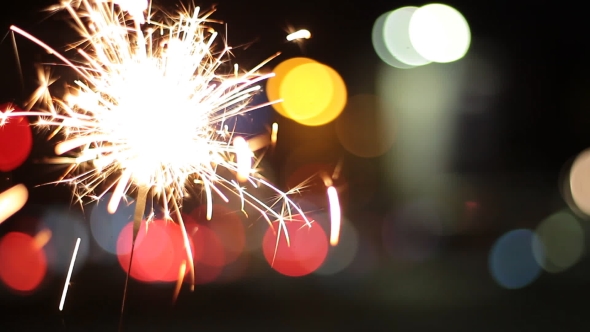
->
[173,260,187,303]
[33,228,52,249]
[271,122,278,147]
[0,184,29,224]
[327,186,341,246]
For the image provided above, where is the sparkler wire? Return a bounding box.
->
[120,185,149,316]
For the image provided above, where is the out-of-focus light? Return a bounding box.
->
[183,214,225,284]
[376,59,463,193]
[489,229,542,289]
[533,211,584,273]
[287,29,311,41]
[262,215,328,277]
[270,122,278,147]
[117,219,188,283]
[90,193,136,255]
[408,4,471,63]
[38,208,89,276]
[383,7,431,67]
[315,217,358,276]
[372,13,415,69]
[382,199,443,262]
[0,184,28,224]
[266,57,317,117]
[33,228,52,249]
[266,57,347,126]
[279,62,347,125]
[569,148,590,215]
[0,104,33,172]
[335,94,396,158]
[191,204,246,266]
[0,232,47,293]
[327,186,341,246]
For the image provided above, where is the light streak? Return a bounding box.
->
[33,228,52,249]
[286,29,311,41]
[233,136,251,182]
[59,237,81,311]
[0,184,28,224]
[271,122,278,147]
[173,260,187,303]
[326,186,341,246]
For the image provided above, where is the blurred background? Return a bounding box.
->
[2,0,590,330]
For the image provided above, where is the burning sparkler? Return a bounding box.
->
[0,0,342,297]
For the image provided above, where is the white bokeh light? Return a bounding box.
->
[409,4,471,63]
[372,12,415,69]
[383,7,431,66]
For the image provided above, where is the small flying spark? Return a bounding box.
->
[286,29,311,41]
[1,0,326,289]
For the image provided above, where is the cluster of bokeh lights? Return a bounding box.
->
[373,4,471,69]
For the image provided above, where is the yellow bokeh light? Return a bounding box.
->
[294,65,347,126]
[266,57,317,117]
[279,62,337,121]
[267,58,347,126]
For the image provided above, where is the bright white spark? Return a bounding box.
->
[233,136,251,182]
[286,29,311,41]
[327,186,341,246]
[60,237,81,311]
[6,0,311,231]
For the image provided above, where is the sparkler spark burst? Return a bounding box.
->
[2,0,324,284]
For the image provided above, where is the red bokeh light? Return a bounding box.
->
[191,205,245,265]
[117,219,189,283]
[0,103,33,172]
[0,232,47,292]
[184,216,225,284]
[262,215,328,277]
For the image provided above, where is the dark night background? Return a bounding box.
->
[2,0,590,331]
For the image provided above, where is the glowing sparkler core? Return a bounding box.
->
[2,0,324,292]
[6,0,311,227]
